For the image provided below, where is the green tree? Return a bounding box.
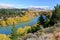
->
[53,4,60,20]
[10,25,19,40]
[38,15,45,26]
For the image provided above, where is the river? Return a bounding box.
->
[0,15,46,35]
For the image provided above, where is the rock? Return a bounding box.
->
[44,33,55,40]
[18,38,23,40]
[26,33,33,38]
[38,33,55,40]
[54,32,60,40]
[38,36,44,40]
[27,38,37,40]
[34,32,39,37]
[34,31,41,37]
[32,34,38,38]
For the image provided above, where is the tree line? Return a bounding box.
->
[0,9,28,17]
[38,4,60,28]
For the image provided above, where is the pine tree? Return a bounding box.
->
[38,15,45,25]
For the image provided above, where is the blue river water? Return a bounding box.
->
[0,16,46,35]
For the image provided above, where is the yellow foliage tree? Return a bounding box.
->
[0,20,6,26]
[0,34,10,40]
[17,28,25,36]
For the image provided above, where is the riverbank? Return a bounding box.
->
[18,24,60,40]
[0,16,39,35]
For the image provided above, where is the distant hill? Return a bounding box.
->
[0,5,48,11]
[27,7,45,11]
[0,5,14,9]
[0,5,50,12]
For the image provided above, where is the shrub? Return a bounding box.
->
[0,34,10,40]
[10,25,18,40]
